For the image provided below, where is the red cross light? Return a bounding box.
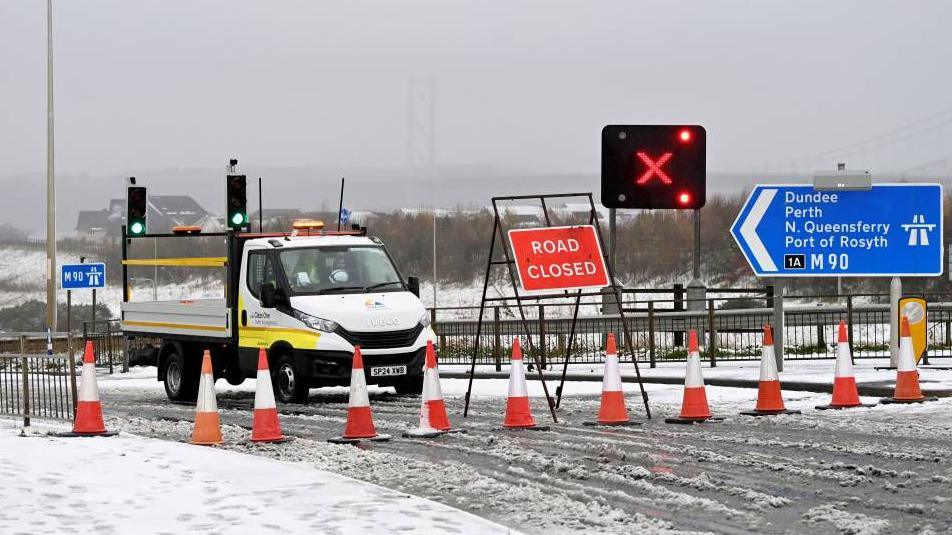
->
[635,151,673,185]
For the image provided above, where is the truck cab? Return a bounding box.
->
[236,233,433,402]
[121,225,434,403]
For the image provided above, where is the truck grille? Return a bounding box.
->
[335,323,424,350]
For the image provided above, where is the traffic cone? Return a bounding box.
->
[58,341,116,437]
[404,341,463,437]
[251,348,288,443]
[881,317,938,404]
[666,330,720,424]
[816,321,877,410]
[191,350,223,445]
[329,346,391,443]
[741,325,800,416]
[502,338,549,431]
[584,333,640,427]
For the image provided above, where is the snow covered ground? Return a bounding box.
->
[0,419,514,534]
[54,361,952,534]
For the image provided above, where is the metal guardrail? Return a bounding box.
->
[0,336,77,425]
[430,297,952,367]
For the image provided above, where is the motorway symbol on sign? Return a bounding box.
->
[61,263,107,290]
[508,225,609,293]
[339,207,351,225]
[731,183,943,277]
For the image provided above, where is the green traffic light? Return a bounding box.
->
[230,212,246,226]
[129,221,145,235]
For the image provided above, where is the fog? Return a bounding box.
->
[2,1,952,233]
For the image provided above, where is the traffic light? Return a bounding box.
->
[226,174,248,229]
[126,186,147,236]
[601,125,706,209]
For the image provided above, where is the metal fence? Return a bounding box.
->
[0,334,77,425]
[430,291,952,367]
[83,320,125,372]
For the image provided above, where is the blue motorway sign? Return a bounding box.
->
[61,263,107,290]
[339,207,351,225]
[731,184,943,277]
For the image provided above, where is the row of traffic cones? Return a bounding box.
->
[665,317,937,422]
[191,348,290,445]
[330,341,462,443]
[63,342,288,443]
[64,316,935,441]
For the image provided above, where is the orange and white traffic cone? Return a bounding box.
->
[666,330,721,424]
[502,338,549,431]
[329,346,391,443]
[191,350,223,445]
[816,321,877,410]
[251,348,288,443]
[741,325,800,416]
[584,333,640,427]
[59,340,116,437]
[404,341,463,437]
[881,316,938,404]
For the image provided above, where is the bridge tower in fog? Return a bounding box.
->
[407,77,437,186]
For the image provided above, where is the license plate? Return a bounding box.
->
[370,365,407,377]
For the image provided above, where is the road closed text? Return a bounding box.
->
[508,226,609,292]
[527,259,600,279]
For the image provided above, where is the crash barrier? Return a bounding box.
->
[431,292,952,367]
[0,334,78,425]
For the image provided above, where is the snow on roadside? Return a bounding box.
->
[801,503,889,535]
[0,421,515,535]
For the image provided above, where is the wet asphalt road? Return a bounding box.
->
[100,383,952,535]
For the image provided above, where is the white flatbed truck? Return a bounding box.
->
[121,223,434,403]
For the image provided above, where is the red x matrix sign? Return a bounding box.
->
[508,225,610,293]
[601,124,706,210]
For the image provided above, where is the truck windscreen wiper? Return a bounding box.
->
[364,281,403,291]
[317,286,365,294]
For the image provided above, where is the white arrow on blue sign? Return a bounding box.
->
[61,263,107,290]
[731,183,943,277]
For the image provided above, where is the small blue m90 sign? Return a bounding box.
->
[61,263,107,290]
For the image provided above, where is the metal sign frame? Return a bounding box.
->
[462,192,651,421]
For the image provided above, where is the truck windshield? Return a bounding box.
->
[279,246,405,295]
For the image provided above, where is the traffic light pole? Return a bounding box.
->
[121,225,129,303]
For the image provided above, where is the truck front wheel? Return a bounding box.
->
[272,353,309,404]
[164,350,199,402]
[394,376,424,396]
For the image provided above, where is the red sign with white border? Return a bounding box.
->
[508,225,609,293]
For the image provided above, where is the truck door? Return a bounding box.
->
[238,247,277,371]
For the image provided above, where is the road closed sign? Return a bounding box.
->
[508,225,609,293]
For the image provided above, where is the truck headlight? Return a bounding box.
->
[292,309,339,333]
[420,311,431,327]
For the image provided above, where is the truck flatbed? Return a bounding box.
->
[121,299,231,339]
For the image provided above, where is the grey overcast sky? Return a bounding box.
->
[2,1,952,183]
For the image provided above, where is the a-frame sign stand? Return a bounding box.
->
[462,192,651,421]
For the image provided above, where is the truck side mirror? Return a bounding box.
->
[407,276,420,298]
[260,282,277,308]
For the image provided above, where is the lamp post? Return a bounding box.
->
[45,0,57,332]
